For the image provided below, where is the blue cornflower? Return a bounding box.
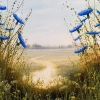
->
[13,14,24,24]
[74,35,81,41]
[86,31,100,35]
[0,22,4,26]
[0,36,9,40]
[0,5,6,10]
[5,28,14,31]
[96,10,100,14]
[81,18,87,22]
[95,23,100,27]
[69,23,82,33]
[78,8,93,16]
[18,33,26,48]
[74,46,88,54]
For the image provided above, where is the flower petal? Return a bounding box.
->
[86,31,100,35]
[78,8,93,16]
[0,36,9,40]
[96,10,100,14]
[18,33,26,48]
[95,23,100,27]
[74,35,81,41]
[81,18,87,22]
[74,46,88,54]
[5,28,14,30]
[0,5,6,10]
[0,22,4,26]
[69,23,82,33]
[13,14,24,24]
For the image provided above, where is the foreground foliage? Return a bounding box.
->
[1,0,100,100]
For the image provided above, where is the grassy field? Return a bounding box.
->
[1,0,100,100]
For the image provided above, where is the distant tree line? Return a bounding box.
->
[26,44,74,49]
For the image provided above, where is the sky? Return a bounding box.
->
[1,0,100,46]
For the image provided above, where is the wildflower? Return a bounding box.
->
[96,10,100,14]
[55,98,62,100]
[11,80,18,84]
[86,31,100,35]
[95,23,100,27]
[0,82,4,86]
[69,23,82,33]
[18,33,26,48]
[17,90,20,93]
[1,92,5,95]
[0,22,4,26]
[91,87,95,90]
[74,46,88,53]
[87,87,91,89]
[0,5,6,10]
[5,28,14,30]
[0,36,9,40]
[13,13,24,24]
[4,83,11,91]
[78,8,93,17]
[74,35,81,41]
[81,18,87,22]
[71,96,75,99]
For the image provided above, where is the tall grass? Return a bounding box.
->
[63,0,100,100]
[0,0,32,99]
[1,0,100,100]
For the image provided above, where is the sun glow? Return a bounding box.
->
[30,61,57,88]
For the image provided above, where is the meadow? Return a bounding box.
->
[0,0,100,100]
[22,48,79,88]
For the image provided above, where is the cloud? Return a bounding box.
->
[21,0,69,46]
[2,0,99,46]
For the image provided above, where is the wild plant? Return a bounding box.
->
[63,0,100,99]
[0,0,32,99]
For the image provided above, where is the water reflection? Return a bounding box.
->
[23,59,78,88]
[22,49,79,88]
[30,61,57,88]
